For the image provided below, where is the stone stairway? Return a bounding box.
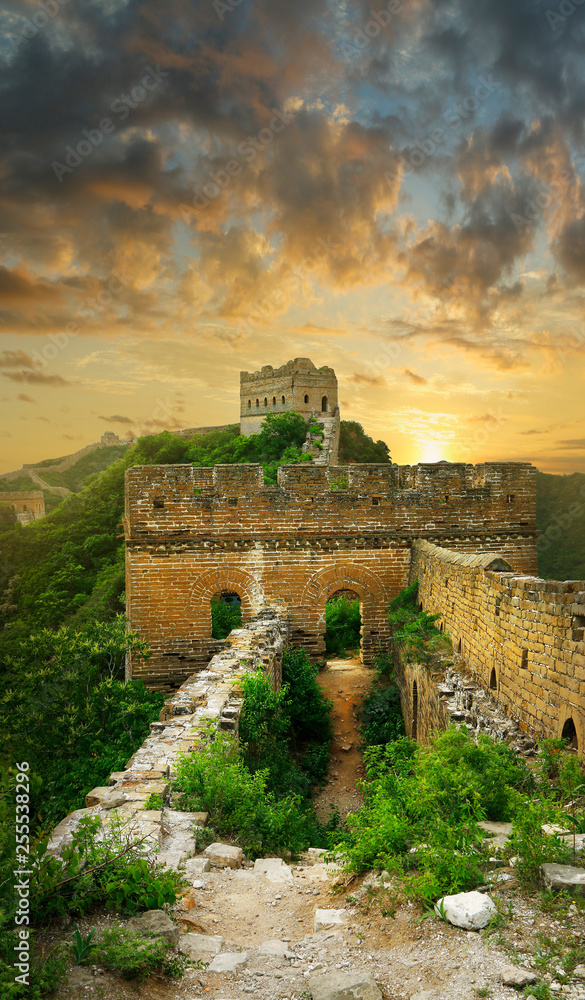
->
[302,408,340,466]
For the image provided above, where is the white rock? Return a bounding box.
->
[254,857,285,873]
[184,857,211,876]
[258,940,290,957]
[314,908,349,932]
[308,970,382,1000]
[178,933,223,957]
[573,964,585,978]
[435,891,496,930]
[542,824,572,837]
[126,909,179,946]
[501,964,538,987]
[541,863,585,894]
[203,842,243,868]
[207,951,248,972]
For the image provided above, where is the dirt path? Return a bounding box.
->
[314,656,372,822]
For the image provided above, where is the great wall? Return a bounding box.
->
[48,357,585,855]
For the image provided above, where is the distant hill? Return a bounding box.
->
[536,470,585,581]
[0,442,129,512]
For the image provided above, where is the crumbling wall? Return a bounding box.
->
[0,490,45,523]
[125,460,538,687]
[47,612,288,856]
[410,539,585,748]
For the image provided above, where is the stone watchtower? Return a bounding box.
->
[239,358,340,464]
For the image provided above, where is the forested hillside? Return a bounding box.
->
[536,470,585,580]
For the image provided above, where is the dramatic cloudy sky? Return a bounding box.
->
[1,0,584,472]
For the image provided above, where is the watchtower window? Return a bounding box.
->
[247,399,251,408]
[562,717,578,749]
[255,398,259,407]
[281,395,286,404]
[264,397,268,406]
[272,396,276,405]
[489,667,497,690]
[304,394,309,404]
[372,497,381,506]
[322,395,328,411]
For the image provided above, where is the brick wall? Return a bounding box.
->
[410,539,585,748]
[125,460,538,687]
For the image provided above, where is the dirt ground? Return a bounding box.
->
[53,658,585,1000]
[314,655,371,822]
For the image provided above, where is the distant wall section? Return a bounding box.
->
[1,491,45,524]
[410,539,585,748]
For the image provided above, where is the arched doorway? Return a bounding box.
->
[412,681,418,740]
[325,589,361,656]
[561,717,578,750]
[210,591,242,639]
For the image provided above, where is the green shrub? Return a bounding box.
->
[89,926,190,981]
[340,727,534,901]
[387,581,450,668]
[174,733,321,857]
[325,595,361,655]
[360,686,405,747]
[210,599,242,639]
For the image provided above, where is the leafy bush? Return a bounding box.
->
[325,595,361,655]
[359,686,405,747]
[210,599,242,639]
[174,733,322,857]
[338,421,392,464]
[388,581,451,668]
[341,727,535,902]
[0,617,162,825]
[80,926,189,981]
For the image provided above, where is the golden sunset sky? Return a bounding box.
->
[0,0,584,473]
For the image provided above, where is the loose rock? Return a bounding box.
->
[207,951,248,972]
[308,970,383,1000]
[541,863,585,894]
[204,842,243,868]
[435,891,496,930]
[126,909,179,946]
[501,964,539,987]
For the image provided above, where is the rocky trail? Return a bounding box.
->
[56,659,585,1000]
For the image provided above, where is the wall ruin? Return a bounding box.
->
[0,490,45,524]
[410,539,585,748]
[125,460,538,688]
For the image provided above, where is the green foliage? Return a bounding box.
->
[0,616,163,825]
[89,926,189,980]
[359,686,405,747]
[239,648,332,796]
[210,598,242,639]
[536,470,585,580]
[71,923,96,964]
[0,502,17,534]
[37,444,129,492]
[338,421,391,464]
[388,581,451,668]
[325,595,361,655]
[143,792,165,810]
[507,794,574,888]
[340,728,534,903]
[174,732,322,857]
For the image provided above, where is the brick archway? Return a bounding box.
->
[299,563,390,664]
[189,566,257,638]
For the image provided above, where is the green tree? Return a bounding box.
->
[338,421,391,464]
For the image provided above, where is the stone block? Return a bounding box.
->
[541,863,585,894]
[178,933,223,957]
[308,971,383,1000]
[126,909,179,946]
[204,842,243,868]
[207,952,248,972]
[314,908,349,932]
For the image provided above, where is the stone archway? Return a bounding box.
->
[189,566,257,641]
[299,563,390,664]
